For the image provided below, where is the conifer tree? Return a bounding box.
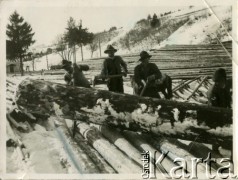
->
[6,11,35,76]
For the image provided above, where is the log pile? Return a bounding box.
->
[6,42,233,174]
[15,79,232,149]
[6,76,233,174]
[81,42,232,80]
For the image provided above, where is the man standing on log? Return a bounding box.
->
[62,60,91,88]
[207,68,232,108]
[101,45,128,93]
[133,51,163,98]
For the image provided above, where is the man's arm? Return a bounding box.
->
[119,57,128,76]
[207,86,219,107]
[64,73,72,85]
[100,60,108,81]
[147,63,162,82]
[79,64,89,71]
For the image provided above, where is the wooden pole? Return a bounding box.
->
[186,76,208,100]
[53,104,100,173]
[16,79,232,148]
[172,76,201,92]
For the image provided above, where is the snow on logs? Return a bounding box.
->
[15,79,232,149]
[76,122,141,173]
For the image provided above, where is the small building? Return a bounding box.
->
[6,61,21,74]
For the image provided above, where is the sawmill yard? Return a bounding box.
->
[6,42,233,176]
[5,4,234,179]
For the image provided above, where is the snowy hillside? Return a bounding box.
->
[153,6,232,48]
[22,6,232,71]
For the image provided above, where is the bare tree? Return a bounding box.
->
[54,34,73,61]
[89,41,98,58]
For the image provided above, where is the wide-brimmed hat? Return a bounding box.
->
[139,51,152,61]
[104,45,117,54]
[62,60,72,68]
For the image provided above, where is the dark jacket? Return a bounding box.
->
[101,56,127,76]
[207,80,232,108]
[134,63,162,98]
[64,64,91,88]
[134,63,162,86]
[101,56,127,93]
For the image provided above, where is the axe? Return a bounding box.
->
[140,80,148,96]
[92,74,124,87]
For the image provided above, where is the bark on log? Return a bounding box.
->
[144,134,217,173]
[16,79,232,148]
[73,131,116,173]
[76,122,141,173]
[7,113,29,132]
[91,124,143,165]
[53,104,101,173]
[122,130,178,177]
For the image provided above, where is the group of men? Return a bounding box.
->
[62,44,232,109]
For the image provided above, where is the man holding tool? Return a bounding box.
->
[134,51,163,98]
[100,45,128,93]
[62,59,91,88]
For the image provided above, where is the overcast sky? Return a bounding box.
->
[1,0,235,47]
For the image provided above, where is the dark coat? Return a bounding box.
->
[207,80,232,108]
[134,63,162,98]
[101,56,127,93]
[64,64,91,88]
[101,56,127,76]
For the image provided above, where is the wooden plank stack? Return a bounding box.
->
[6,42,233,175]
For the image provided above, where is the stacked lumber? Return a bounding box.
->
[15,79,232,149]
[81,42,232,80]
[6,77,232,175]
[6,42,233,174]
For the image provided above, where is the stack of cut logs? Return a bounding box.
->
[6,42,233,174]
[6,77,232,174]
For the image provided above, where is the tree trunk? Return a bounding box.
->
[32,59,35,72]
[20,55,24,76]
[73,45,76,64]
[80,44,84,61]
[46,54,49,70]
[15,79,232,148]
[91,50,94,58]
[99,39,101,57]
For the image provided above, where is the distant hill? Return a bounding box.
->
[87,6,231,57]
[23,6,232,71]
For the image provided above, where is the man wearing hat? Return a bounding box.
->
[134,51,162,98]
[62,59,91,88]
[101,45,128,93]
[207,68,232,108]
[206,68,232,151]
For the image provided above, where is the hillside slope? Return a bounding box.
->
[21,6,232,71]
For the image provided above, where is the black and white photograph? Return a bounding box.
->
[0,0,237,179]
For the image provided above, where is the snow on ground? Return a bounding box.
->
[153,6,231,48]
[23,6,231,72]
[7,117,78,174]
